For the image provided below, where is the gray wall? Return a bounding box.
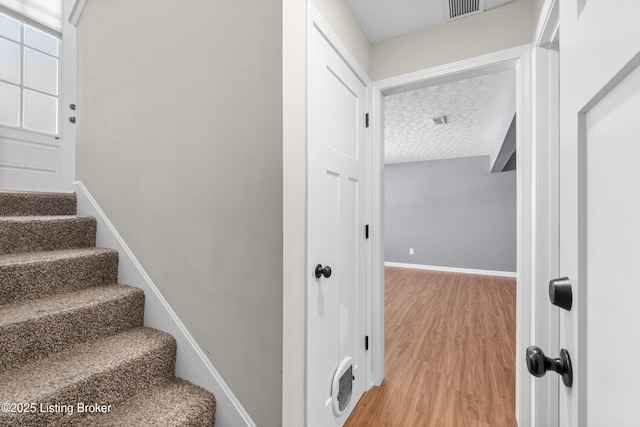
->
[77,1,282,426]
[385,156,516,272]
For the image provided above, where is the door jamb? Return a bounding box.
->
[60,0,79,188]
[531,1,561,426]
[370,44,532,424]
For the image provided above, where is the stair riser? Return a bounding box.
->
[0,217,96,255]
[0,290,145,373]
[0,337,176,426]
[0,192,76,216]
[0,250,119,305]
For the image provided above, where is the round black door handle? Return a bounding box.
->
[315,264,332,279]
[526,346,573,387]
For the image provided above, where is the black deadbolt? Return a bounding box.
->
[549,277,572,311]
[526,345,573,387]
[315,264,332,279]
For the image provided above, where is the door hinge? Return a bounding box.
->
[365,113,369,128]
[365,224,370,239]
[365,335,369,351]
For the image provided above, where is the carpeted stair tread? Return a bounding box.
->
[0,215,96,254]
[0,247,116,267]
[0,284,144,372]
[83,378,216,426]
[0,191,76,216]
[0,283,142,325]
[0,188,215,426]
[0,247,119,306]
[0,327,176,425]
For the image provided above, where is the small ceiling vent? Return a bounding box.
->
[445,0,485,21]
[432,115,448,125]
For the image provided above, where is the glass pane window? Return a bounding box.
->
[24,25,58,56]
[23,89,58,134]
[0,81,20,127]
[0,37,20,83]
[0,13,20,42]
[0,11,60,135]
[24,47,58,95]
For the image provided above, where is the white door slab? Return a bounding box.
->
[307,19,368,427]
[558,1,640,425]
[0,0,75,192]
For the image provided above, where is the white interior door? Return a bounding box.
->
[0,0,75,192]
[558,1,640,425]
[307,21,367,427]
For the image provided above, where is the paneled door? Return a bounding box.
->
[556,0,640,425]
[0,0,76,191]
[307,19,368,427]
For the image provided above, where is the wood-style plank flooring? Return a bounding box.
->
[344,267,516,427]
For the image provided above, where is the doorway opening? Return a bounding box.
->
[382,70,517,275]
[358,46,532,425]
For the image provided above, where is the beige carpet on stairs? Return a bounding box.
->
[0,190,215,426]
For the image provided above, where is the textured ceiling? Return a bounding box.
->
[345,0,516,43]
[384,70,515,164]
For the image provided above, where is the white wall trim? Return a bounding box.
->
[385,262,517,278]
[68,0,87,27]
[372,44,533,427]
[370,85,385,387]
[514,46,533,427]
[72,181,255,427]
[533,0,559,49]
[374,44,530,96]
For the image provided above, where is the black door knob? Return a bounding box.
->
[315,264,332,279]
[526,346,573,387]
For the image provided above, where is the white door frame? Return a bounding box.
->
[59,0,79,189]
[530,1,561,426]
[370,44,533,425]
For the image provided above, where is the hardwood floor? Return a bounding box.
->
[344,267,516,427]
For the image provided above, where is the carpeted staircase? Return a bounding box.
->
[0,191,216,426]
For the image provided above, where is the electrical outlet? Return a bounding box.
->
[409,248,414,255]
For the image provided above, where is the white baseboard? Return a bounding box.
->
[72,181,255,427]
[384,261,517,278]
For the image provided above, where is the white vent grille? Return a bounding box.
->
[446,0,485,21]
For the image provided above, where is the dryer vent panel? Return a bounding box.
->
[446,0,485,21]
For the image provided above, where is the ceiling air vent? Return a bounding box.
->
[432,115,448,125]
[445,0,485,21]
